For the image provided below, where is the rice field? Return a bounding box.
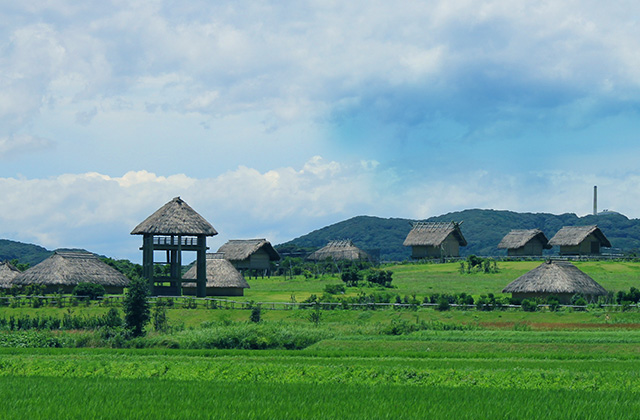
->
[3,326,640,419]
[1,260,640,418]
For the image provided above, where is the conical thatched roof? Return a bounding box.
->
[131,197,217,236]
[548,225,611,247]
[498,229,551,250]
[306,240,370,261]
[502,260,607,296]
[217,239,280,261]
[182,253,250,289]
[13,251,130,288]
[403,222,467,247]
[0,261,21,288]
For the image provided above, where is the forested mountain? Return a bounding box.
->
[0,239,52,266]
[277,209,640,261]
[4,209,640,265]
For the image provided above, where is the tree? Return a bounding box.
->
[365,269,393,288]
[9,259,30,272]
[123,277,150,337]
[250,305,262,323]
[341,267,362,287]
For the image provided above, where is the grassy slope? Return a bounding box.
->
[230,260,640,302]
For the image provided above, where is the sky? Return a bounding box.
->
[1,0,640,262]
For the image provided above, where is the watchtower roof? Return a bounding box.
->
[131,197,217,236]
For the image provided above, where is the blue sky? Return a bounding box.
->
[1,1,640,262]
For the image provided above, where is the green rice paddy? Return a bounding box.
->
[2,260,640,418]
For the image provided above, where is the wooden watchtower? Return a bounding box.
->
[131,197,218,297]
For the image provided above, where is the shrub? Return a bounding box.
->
[103,308,123,328]
[308,303,322,326]
[250,305,262,323]
[323,284,346,295]
[24,284,45,297]
[456,293,474,306]
[476,295,491,311]
[436,296,450,311]
[341,267,363,287]
[521,299,537,312]
[73,283,106,300]
[547,297,561,312]
[365,270,393,288]
[153,304,169,332]
[573,296,588,310]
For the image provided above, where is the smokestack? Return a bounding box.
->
[593,186,597,216]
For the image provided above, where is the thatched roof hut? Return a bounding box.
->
[12,251,130,293]
[503,260,607,303]
[182,253,250,296]
[498,229,551,256]
[131,196,217,236]
[403,221,467,258]
[548,225,611,256]
[306,240,370,262]
[0,261,21,289]
[217,239,280,272]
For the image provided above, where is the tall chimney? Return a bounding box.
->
[593,186,597,216]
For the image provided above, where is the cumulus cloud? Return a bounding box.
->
[5,1,640,141]
[0,157,382,260]
[1,1,639,253]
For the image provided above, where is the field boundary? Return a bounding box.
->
[0,294,635,312]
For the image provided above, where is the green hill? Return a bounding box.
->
[0,239,52,266]
[278,209,640,261]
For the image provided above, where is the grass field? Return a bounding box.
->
[233,259,640,302]
[2,260,640,418]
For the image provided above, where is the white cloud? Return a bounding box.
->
[0,157,382,260]
[1,0,640,252]
[2,156,640,263]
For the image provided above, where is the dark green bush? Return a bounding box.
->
[323,284,346,294]
[521,299,537,312]
[250,305,262,323]
[365,269,393,288]
[73,283,106,300]
[547,297,560,312]
[436,296,451,311]
[341,267,363,287]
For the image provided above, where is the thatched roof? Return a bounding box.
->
[0,261,21,288]
[131,197,217,236]
[497,229,551,250]
[502,260,607,296]
[217,239,280,261]
[182,253,250,289]
[548,225,611,247]
[13,251,130,288]
[306,240,370,261]
[403,222,467,247]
